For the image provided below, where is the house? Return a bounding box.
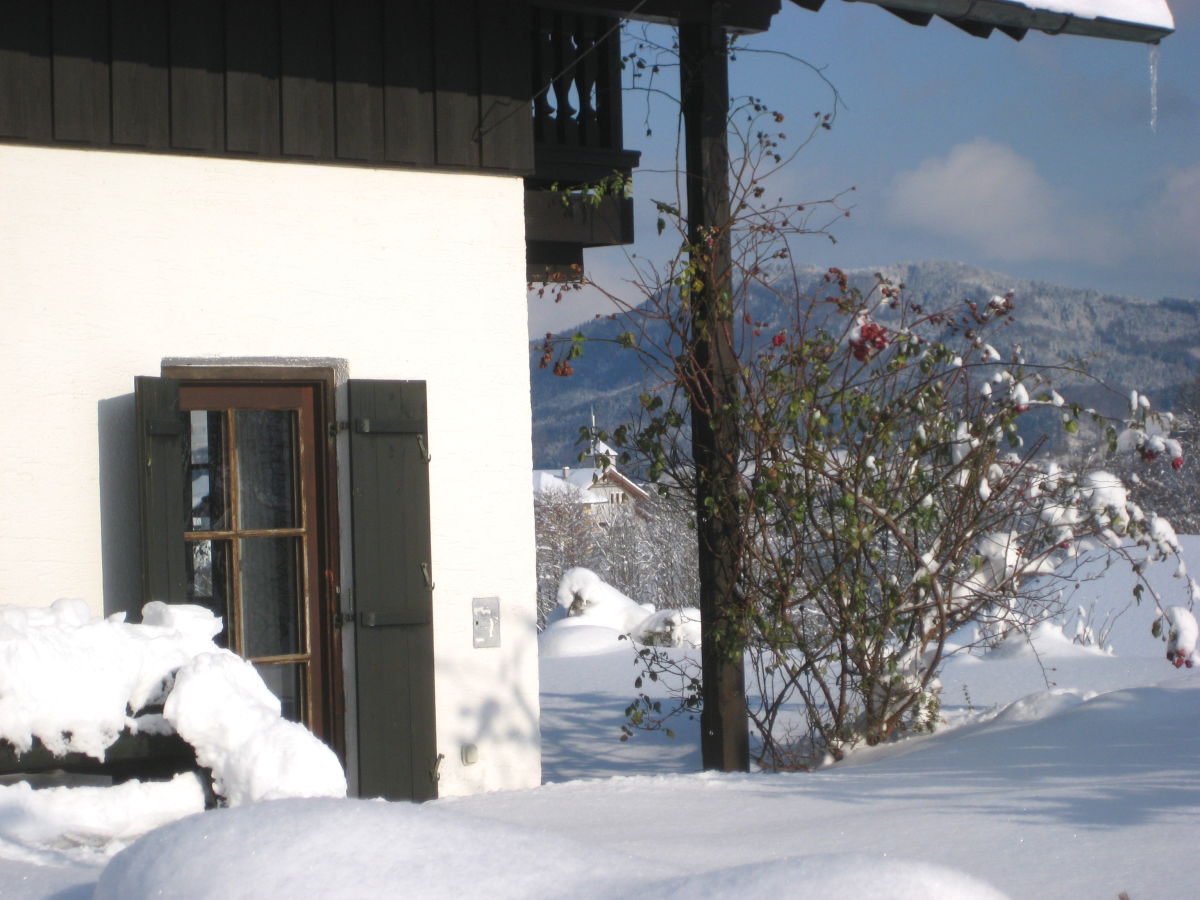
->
[536,463,651,515]
[0,0,1173,800]
[534,432,651,523]
[0,0,668,803]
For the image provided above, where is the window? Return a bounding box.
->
[136,373,441,801]
[180,384,324,729]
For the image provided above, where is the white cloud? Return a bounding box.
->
[885,138,1121,264]
[1150,161,1200,258]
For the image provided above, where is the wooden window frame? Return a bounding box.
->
[163,365,345,761]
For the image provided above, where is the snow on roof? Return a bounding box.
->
[533,468,616,503]
[1029,0,1172,28]
[590,438,618,461]
[794,0,1174,42]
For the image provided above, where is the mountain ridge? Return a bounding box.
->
[530,260,1200,468]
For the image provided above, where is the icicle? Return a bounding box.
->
[1149,42,1160,133]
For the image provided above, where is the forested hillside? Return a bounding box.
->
[531,260,1200,468]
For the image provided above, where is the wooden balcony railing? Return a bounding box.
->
[527,7,640,280]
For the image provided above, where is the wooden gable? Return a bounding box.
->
[0,0,533,173]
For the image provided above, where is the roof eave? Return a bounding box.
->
[792,0,1174,42]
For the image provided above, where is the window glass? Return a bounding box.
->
[185,538,231,647]
[240,536,303,658]
[187,411,229,531]
[255,662,306,723]
[236,410,298,531]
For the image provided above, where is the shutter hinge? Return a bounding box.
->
[420,562,435,592]
[431,752,445,784]
[417,434,431,463]
[327,421,348,439]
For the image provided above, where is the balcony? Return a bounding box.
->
[526,7,641,281]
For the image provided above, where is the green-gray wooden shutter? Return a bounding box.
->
[348,379,439,802]
[135,376,189,606]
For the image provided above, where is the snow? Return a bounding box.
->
[0,774,206,850]
[542,568,701,653]
[2,541,1200,898]
[164,652,347,805]
[1021,0,1174,30]
[0,599,222,759]
[0,600,344,864]
[546,567,653,634]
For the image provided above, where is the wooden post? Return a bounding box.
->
[680,9,750,772]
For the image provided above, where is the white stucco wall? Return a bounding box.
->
[0,144,540,797]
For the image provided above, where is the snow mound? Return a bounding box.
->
[983,620,1108,660]
[992,689,1088,725]
[164,652,346,805]
[0,772,206,852]
[632,607,701,648]
[0,599,344,837]
[94,797,636,900]
[539,621,630,659]
[542,569,701,656]
[652,853,1010,900]
[549,568,651,633]
[0,599,222,759]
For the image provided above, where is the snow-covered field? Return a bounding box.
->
[3,543,1199,899]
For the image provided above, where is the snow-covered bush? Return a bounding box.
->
[548,567,654,634]
[633,607,702,649]
[0,600,345,814]
[538,85,1195,768]
[0,599,221,759]
[617,267,1195,766]
[534,490,699,630]
[540,568,700,652]
[534,486,599,629]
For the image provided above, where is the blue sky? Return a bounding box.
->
[529,0,1199,334]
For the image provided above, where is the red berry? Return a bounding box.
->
[1174,656,1185,669]
[1173,457,1184,471]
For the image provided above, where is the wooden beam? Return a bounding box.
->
[537,0,781,33]
[680,10,750,773]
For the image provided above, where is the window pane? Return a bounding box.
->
[255,662,306,723]
[186,411,229,531]
[240,536,303,658]
[185,539,231,647]
[236,409,298,531]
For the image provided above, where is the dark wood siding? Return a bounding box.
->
[0,0,534,174]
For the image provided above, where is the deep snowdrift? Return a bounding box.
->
[2,540,1198,898]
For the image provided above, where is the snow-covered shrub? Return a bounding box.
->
[534,486,599,629]
[1164,606,1199,668]
[539,92,1195,768]
[0,600,344,809]
[540,568,700,657]
[567,267,1193,766]
[0,599,221,759]
[547,567,653,635]
[632,607,701,648]
[534,489,699,630]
